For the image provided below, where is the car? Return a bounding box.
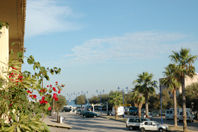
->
[125,117,150,130]
[129,106,138,115]
[178,111,194,122]
[80,110,87,115]
[62,107,71,112]
[140,121,168,132]
[83,111,98,118]
[76,109,81,114]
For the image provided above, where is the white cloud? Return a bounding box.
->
[66,31,198,63]
[26,0,81,37]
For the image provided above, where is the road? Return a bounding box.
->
[50,112,136,132]
[49,112,198,132]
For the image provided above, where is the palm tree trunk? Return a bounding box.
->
[145,96,149,118]
[182,76,187,132]
[173,89,177,127]
[115,106,118,119]
[138,104,142,118]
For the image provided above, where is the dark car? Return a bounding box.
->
[62,107,71,112]
[129,106,138,115]
[83,111,98,118]
[80,110,87,115]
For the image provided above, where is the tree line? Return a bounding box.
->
[74,48,197,132]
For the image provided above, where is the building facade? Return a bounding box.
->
[0,0,26,77]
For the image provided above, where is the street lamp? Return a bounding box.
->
[160,83,163,124]
[117,86,128,106]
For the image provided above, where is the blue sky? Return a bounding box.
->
[24,0,198,100]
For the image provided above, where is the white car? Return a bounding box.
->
[125,117,150,130]
[140,121,168,132]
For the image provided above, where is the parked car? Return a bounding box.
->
[178,111,194,122]
[80,110,87,115]
[76,109,81,114]
[83,111,98,118]
[129,106,138,115]
[151,111,159,117]
[62,107,71,112]
[140,121,168,132]
[125,117,150,130]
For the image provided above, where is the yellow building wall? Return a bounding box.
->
[0,26,9,77]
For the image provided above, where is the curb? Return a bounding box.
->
[43,116,72,129]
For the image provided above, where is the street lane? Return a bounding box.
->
[50,112,138,132]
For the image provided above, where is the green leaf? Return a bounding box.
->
[27,55,35,64]
[19,124,31,131]
[44,103,50,111]
[17,126,21,132]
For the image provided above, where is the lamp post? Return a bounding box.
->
[118,86,128,106]
[160,83,163,124]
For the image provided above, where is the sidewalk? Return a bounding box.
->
[43,116,72,129]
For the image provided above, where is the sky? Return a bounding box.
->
[24,0,198,100]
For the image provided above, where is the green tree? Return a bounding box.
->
[185,83,198,111]
[89,96,100,104]
[100,94,109,104]
[109,91,122,119]
[54,95,67,122]
[134,72,157,117]
[131,91,145,118]
[149,94,160,111]
[124,92,134,106]
[75,95,87,107]
[169,48,197,132]
[161,64,180,127]
[161,89,173,109]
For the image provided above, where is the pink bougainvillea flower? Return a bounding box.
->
[61,85,64,87]
[58,89,61,94]
[33,95,37,99]
[11,66,17,70]
[39,96,45,104]
[42,96,45,100]
[39,100,43,104]
[48,106,51,111]
[53,93,59,101]
[52,87,57,92]
[47,85,49,87]
[27,90,32,94]
[18,75,23,79]
[55,97,59,101]
[44,89,47,93]
[53,93,57,98]
[55,81,58,84]
[39,89,43,93]
[50,84,52,87]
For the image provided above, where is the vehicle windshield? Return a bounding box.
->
[153,121,159,125]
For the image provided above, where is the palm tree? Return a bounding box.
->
[131,90,145,118]
[109,91,123,119]
[161,64,180,127]
[134,72,157,118]
[169,48,197,132]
